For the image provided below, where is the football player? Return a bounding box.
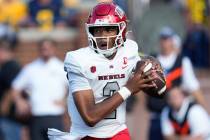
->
[49,2,155,140]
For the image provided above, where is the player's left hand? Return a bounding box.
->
[125,68,156,94]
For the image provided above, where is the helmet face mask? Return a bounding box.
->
[86,3,127,57]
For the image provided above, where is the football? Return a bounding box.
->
[135,56,166,98]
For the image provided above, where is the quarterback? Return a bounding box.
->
[48,2,155,140]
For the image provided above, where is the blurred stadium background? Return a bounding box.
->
[0,0,210,140]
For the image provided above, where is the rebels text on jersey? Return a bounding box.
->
[64,39,140,138]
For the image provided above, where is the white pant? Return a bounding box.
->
[48,128,84,140]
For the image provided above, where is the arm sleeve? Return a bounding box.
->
[182,57,200,92]
[133,40,141,64]
[161,108,174,136]
[188,105,210,137]
[67,72,91,93]
[64,52,85,75]
[64,52,91,93]
[12,67,30,91]
[128,40,141,75]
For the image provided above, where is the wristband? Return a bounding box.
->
[118,87,131,100]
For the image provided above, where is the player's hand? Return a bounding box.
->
[125,70,156,94]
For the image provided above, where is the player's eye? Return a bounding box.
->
[92,27,102,35]
[94,28,101,33]
[105,26,118,33]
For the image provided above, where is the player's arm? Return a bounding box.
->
[73,89,124,127]
[72,70,155,127]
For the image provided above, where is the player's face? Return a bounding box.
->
[160,38,175,55]
[168,88,185,111]
[92,26,118,50]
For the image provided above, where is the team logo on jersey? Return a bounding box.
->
[90,66,96,73]
[122,57,128,69]
[123,57,128,65]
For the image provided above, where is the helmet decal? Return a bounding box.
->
[115,6,124,19]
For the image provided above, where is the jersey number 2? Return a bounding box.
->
[103,81,120,119]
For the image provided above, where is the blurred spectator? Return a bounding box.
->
[180,0,210,68]
[0,24,17,46]
[12,38,68,140]
[0,0,28,28]
[182,25,210,68]
[161,87,210,140]
[184,0,208,26]
[28,0,66,31]
[62,0,80,27]
[146,26,207,140]
[0,40,22,140]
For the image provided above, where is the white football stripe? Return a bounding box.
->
[143,63,152,73]
[158,85,166,95]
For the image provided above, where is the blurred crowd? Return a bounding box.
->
[137,0,210,68]
[0,0,210,140]
[0,0,82,31]
[0,0,128,31]
[145,26,210,140]
[174,0,210,68]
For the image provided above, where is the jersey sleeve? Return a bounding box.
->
[133,42,141,65]
[130,39,141,63]
[64,52,91,93]
[125,39,141,75]
[131,47,141,74]
[64,52,85,75]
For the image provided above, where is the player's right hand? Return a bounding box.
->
[125,70,156,95]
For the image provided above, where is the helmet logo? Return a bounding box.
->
[115,6,124,19]
[123,57,128,65]
[95,19,109,24]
